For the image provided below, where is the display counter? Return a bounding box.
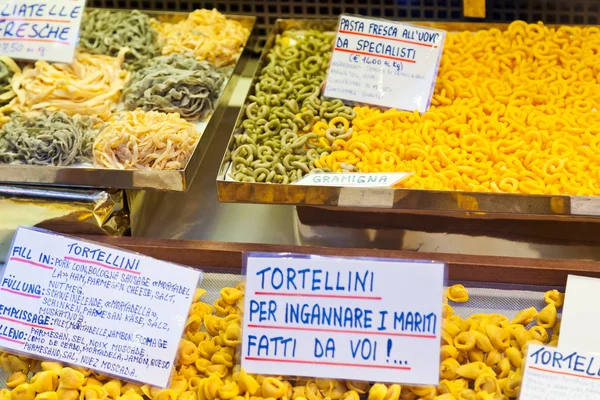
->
[0,236,585,399]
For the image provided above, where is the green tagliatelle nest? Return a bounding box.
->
[79,10,159,71]
[121,53,225,121]
[0,112,101,166]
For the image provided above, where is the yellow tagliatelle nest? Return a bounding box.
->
[6,50,129,121]
[93,110,200,170]
[318,21,600,196]
[152,9,249,68]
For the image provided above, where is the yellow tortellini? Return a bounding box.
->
[446,285,469,303]
[0,270,565,400]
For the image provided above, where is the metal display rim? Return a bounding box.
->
[216,18,600,220]
[0,10,256,192]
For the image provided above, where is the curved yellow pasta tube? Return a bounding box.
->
[543,290,564,308]
[57,388,79,400]
[537,304,557,328]
[41,363,63,374]
[31,371,58,393]
[0,354,29,374]
[12,384,35,400]
[59,368,85,390]
[510,307,538,325]
[456,362,492,380]
[35,393,57,400]
[7,372,27,389]
[367,384,387,400]
[446,285,469,303]
[504,347,522,368]
[454,332,476,351]
[440,358,461,380]
[474,372,500,393]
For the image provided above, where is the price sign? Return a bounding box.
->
[241,253,446,385]
[559,275,600,353]
[0,227,202,387]
[323,15,445,113]
[0,0,86,62]
[521,344,600,399]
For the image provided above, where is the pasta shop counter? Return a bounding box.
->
[216,19,600,221]
[0,9,255,191]
[0,236,593,400]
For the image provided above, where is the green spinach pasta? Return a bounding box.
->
[121,53,225,121]
[0,112,100,166]
[227,30,356,183]
[79,10,159,71]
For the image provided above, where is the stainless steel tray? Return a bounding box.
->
[216,19,600,220]
[0,11,256,192]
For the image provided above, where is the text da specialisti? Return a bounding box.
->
[247,266,437,363]
[335,16,442,62]
[0,3,82,42]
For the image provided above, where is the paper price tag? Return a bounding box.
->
[293,172,411,188]
[241,253,446,385]
[521,344,600,399]
[0,227,202,387]
[559,275,600,353]
[324,15,445,113]
[0,0,85,63]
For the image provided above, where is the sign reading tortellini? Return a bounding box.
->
[0,227,202,387]
[521,344,600,399]
[241,253,446,385]
[324,15,445,113]
[0,0,86,62]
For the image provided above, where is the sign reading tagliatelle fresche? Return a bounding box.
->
[0,227,202,387]
[324,14,445,113]
[0,0,85,62]
[241,253,446,385]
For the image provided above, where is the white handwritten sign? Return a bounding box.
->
[521,344,600,399]
[559,275,600,353]
[294,172,411,188]
[0,227,202,387]
[0,0,85,62]
[241,253,445,385]
[324,15,445,113]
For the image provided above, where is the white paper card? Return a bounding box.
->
[559,275,600,353]
[521,344,600,399]
[0,0,85,63]
[294,172,411,188]
[241,253,445,385]
[324,15,445,113]
[0,227,202,387]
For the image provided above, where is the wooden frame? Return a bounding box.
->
[82,236,600,286]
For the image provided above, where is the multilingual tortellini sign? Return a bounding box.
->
[521,344,600,399]
[241,253,446,385]
[323,14,445,113]
[0,227,202,387]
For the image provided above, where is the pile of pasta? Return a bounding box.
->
[231,21,600,196]
[0,8,249,170]
[0,282,564,400]
[94,110,200,170]
[5,50,130,122]
[152,9,250,68]
[227,30,355,183]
